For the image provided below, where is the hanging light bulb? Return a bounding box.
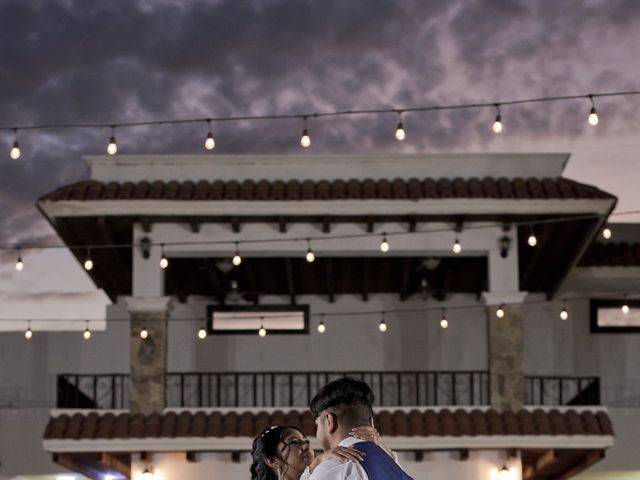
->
[258,325,267,337]
[25,321,33,340]
[204,119,216,150]
[305,239,315,263]
[452,237,462,254]
[140,326,149,339]
[232,242,242,266]
[394,111,406,141]
[107,126,118,155]
[560,303,569,321]
[10,129,21,159]
[141,466,155,480]
[497,465,511,480]
[440,309,449,329]
[198,326,207,339]
[84,249,94,271]
[378,312,388,333]
[300,116,311,148]
[15,249,24,272]
[159,244,169,269]
[622,302,630,314]
[602,226,612,240]
[83,322,92,340]
[496,304,505,319]
[492,105,503,134]
[527,226,537,247]
[317,317,326,334]
[588,95,599,126]
[380,233,390,253]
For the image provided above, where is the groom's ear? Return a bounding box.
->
[326,412,339,434]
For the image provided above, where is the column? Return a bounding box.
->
[125,296,172,415]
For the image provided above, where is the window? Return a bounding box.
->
[590,299,640,333]
[206,304,309,335]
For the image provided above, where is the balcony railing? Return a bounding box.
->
[56,371,600,410]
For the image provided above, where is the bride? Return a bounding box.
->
[250,424,392,480]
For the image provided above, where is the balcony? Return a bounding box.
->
[56,371,600,410]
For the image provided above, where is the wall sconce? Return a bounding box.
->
[497,464,511,480]
[141,466,155,480]
[140,236,152,260]
[499,235,511,258]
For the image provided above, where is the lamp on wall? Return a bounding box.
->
[497,465,511,480]
[141,466,155,480]
[499,235,511,258]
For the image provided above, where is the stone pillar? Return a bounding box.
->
[483,292,527,412]
[125,296,172,415]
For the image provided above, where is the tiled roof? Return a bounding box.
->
[44,408,613,440]
[579,242,640,267]
[39,177,615,203]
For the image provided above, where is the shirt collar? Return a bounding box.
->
[338,436,362,447]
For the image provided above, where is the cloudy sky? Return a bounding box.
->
[1,0,640,324]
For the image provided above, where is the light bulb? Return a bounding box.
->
[84,258,94,271]
[395,122,406,141]
[83,328,92,340]
[159,256,169,269]
[198,327,207,339]
[588,107,599,126]
[107,136,118,155]
[497,465,511,480]
[496,305,505,319]
[300,128,311,148]
[317,321,326,333]
[380,235,389,253]
[440,318,449,329]
[306,248,315,263]
[10,141,21,160]
[204,131,215,150]
[15,256,24,272]
[140,327,149,339]
[527,233,537,247]
[378,320,387,332]
[141,467,154,480]
[452,238,462,254]
[560,307,569,321]
[258,326,267,337]
[25,326,33,339]
[492,115,503,134]
[602,227,612,240]
[232,253,242,266]
[622,303,630,314]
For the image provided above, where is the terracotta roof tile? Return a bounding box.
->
[580,242,640,267]
[39,177,615,203]
[43,408,614,441]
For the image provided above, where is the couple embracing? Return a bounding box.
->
[250,377,414,480]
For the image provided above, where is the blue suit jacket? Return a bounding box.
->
[355,441,414,480]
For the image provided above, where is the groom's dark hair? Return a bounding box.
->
[310,377,374,429]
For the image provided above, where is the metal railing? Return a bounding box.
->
[56,371,600,409]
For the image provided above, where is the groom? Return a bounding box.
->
[308,377,413,480]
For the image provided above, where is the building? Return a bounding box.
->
[1,153,639,480]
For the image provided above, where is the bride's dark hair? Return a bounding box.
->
[250,425,304,480]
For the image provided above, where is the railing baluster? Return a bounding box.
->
[289,373,293,407]
[452,373,457,406]
[234,373,239,407]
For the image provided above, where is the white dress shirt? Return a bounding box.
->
[307,437,374,480]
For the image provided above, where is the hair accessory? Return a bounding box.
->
[260,425,280,438]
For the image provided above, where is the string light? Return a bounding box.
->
[317,315,326,334]
[258,318,267,337]
[622,297,630,314]
[440,308,449,329]
[394,111,406,141]
[159,244,169,269]
[378,311,388,332]
[380,233,390,253]
[496,304,505,319]
[492,104,503,134]
[15,249,24,272]
[25,321,33,340]
[560,301,569,320]
[10,129,21,160]
[83,321,92,340]
[305,239,315,263]
[452,237,462,254]
[602,226,612,240]
[197,326,207,339]
[140,325,149,339]
[300,117,311,148]
[204,119,215,150]
[527,226,538,247]
[83,248,94,271]
[106,126,118,155]
[588,95,599,126]
[232,242,242,266]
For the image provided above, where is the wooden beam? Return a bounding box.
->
[231,452,241,463]
[140,216,152,233]
[399,258,412,301]
[284,258,297,305]
[535,449,557,473]
[53,453,99,480]
[459,449,469,461]
[507,448,518,459]
[186,451,197,463]
[325,258,335,303]
[555,450,605,480]
[322,215,331,234]
[361,258,371,302]
[414,451,424,462]
[100,452,131,477]
[408,215,417,233]
[278,216,288,233]
[189,218,201,233]
[230,216,241,233]
[366,216,374,233]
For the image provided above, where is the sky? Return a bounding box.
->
[1,0,640,326]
